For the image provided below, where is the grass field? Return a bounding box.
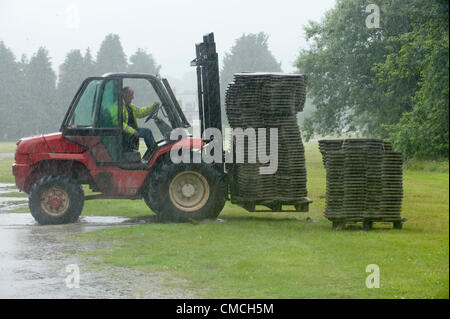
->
[0,141,448,298]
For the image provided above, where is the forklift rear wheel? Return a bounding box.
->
[145,162,227,222]
[29,175,84,225]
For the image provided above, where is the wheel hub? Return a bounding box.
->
[169,171,210,212]
[181,183,196,198]
[48,195,62,209]
[41,187,70,217]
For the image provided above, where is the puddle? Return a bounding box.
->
[0,183,19,195]
[0,203,29,213]
[0,197,27,202]
[0,213,131,227]
[0,183,20,190]
[0,213,196,298]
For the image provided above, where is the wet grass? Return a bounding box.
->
[0,142,16,154]
[0,141,15,183]
[404,158,449,173]
[1,141,448,298]
[4,206,29,213]
[77,141,449,299]
[0,142,28,212]
[0,191,27,198]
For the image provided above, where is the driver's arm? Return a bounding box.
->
[132,102,160,119]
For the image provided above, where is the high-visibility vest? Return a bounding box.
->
[109,100,156,136]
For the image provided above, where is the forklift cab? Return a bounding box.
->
[61,73,190,167]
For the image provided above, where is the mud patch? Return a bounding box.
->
[0,213,196,298]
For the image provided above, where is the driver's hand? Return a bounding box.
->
[133,131,139,138]
[153,101,160,109]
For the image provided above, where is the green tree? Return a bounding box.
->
[56,48,98,125]
[0,41,24,140]
[378,0,449,158]
[127,48,161,105]
[221,32,282,92]
[128,48,160,74]
[83,48,96,77]
[96,34,128,75]
[220,32,282,123]
[23,47,57,135]
[57,50,86,110]
[295,0,431,140]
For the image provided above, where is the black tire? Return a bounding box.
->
[29,175,84,225]
[142,159,165,215]
[145,162,227,222]
[143,183,159,215]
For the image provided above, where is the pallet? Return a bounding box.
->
[331,217,406,230]
[231,197,312,213]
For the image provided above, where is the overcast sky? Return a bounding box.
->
[0,0,336,80]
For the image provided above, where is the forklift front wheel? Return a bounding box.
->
[168,170,210,212]
[145,162,227,222]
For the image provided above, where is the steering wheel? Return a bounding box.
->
[144,103,161,123]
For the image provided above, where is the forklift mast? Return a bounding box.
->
[191,33,222,140]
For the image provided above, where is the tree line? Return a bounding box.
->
[0,34,160,140]
[0,32,282,142]
[296,0,449,159]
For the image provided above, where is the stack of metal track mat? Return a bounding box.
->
[365,150,384,220]
[384,141,393,151]
[225,72,311,212]
[343,139,385,223]
[319,138,404,230]
[380,151,403,223]
[319,140,343,166]
[323,150,345,220]
[342,151,368,221]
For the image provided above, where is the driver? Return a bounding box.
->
[119,86,160,153]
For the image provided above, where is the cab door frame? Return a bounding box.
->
[61,77,124,166]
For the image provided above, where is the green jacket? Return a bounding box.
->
[109,100,157,136]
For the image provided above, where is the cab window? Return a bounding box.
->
[97,80,118,128]
[68,80,101,127]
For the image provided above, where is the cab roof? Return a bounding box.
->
[101,72,160,79]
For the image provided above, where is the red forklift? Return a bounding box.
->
[12,33,310,225]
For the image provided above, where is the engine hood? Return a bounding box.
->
[16,132,85,154]
[16,135,49,155]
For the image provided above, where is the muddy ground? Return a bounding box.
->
[0,183,196,299]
